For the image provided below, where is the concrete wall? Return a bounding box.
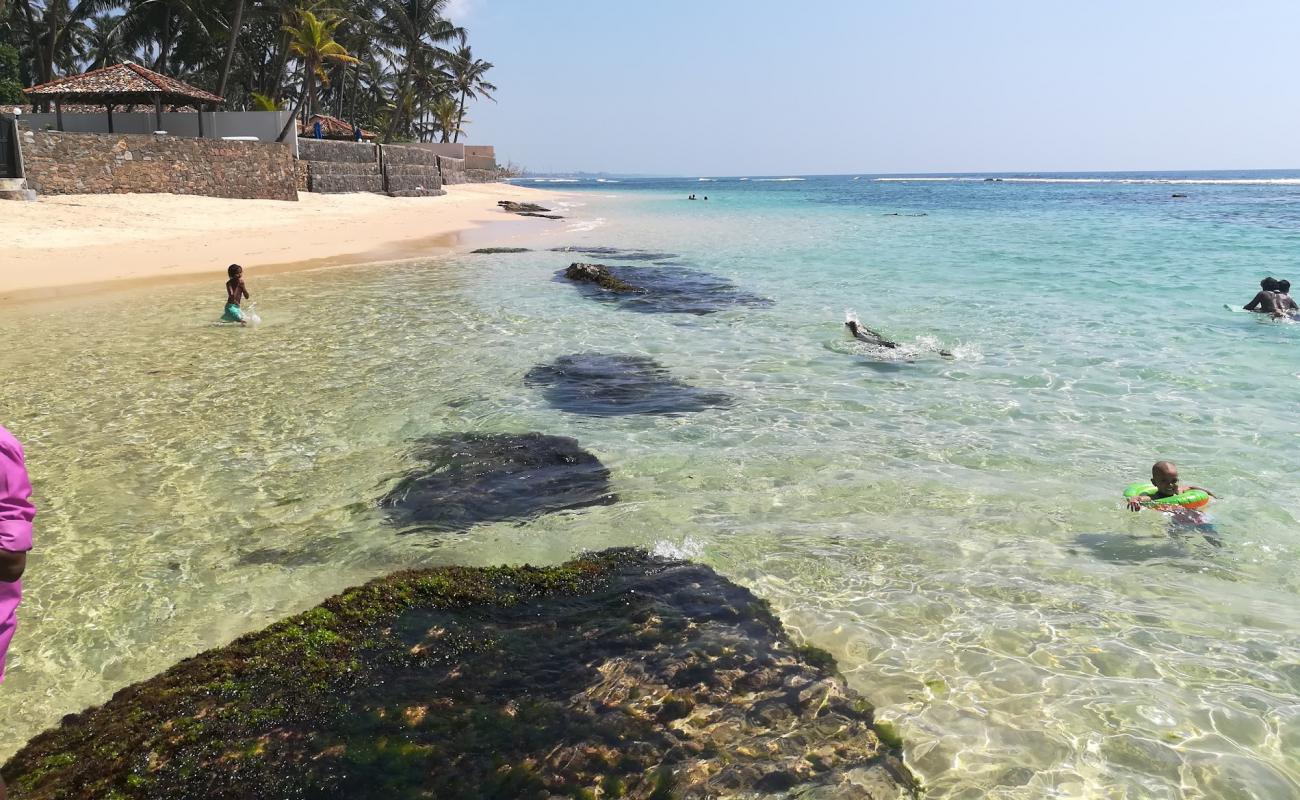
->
[18,127,297,200]
[18,111,297,147]
[463,144,496,171]
[414,142,464,159]
[438,155,466,185]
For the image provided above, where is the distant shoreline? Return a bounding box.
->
[0,184,566,306]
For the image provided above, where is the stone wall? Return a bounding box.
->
[438,155,466,185]
[297,138,382,193]
[18,127,298,200]
[383,144,443,197]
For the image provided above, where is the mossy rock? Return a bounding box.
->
[3,549,915,799]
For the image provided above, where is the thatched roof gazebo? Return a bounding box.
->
[24,61,223,136]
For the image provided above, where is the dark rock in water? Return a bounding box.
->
[379,432,617,533]
[560,262,773,315]
[2,548,914,800]
[517,211,564,219]
[470,246,531,254]
[497,200,550,213]
[526,353,734,416]
[564,261,645,293]
[550,245,680,261]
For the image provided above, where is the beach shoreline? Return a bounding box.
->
[0,183,565,306]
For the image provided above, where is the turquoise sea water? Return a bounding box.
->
[2,173,1300,797]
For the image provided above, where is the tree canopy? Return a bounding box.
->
[0,0,496,142]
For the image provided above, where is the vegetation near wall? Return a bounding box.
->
[0,1,498,144]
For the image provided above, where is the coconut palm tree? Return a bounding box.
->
[370,0,460,141]
[447,41,493,143]
[276,9,358,141]
[214,0,244,99]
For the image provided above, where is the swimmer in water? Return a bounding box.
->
[1244,277,1281,314]
[846,319,898,349]
[1126,461,1216,510]
[222,264,249,325]
[1273,279,1297,316]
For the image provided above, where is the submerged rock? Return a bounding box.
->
[526,353,734,416]
[564,261,645,293]
[517,211,564,219]
[560,262,773,315]
[470,246,532,254]
[378,432,617,532]
[550,245,680,261]
[2,549,914,800]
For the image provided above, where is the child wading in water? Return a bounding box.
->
[223,264,250,324]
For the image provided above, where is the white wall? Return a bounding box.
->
[18,110,297,147]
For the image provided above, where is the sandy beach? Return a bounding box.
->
[0,183,562,304]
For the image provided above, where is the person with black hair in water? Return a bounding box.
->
[1244,277,1282,314]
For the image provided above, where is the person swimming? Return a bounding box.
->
[1244,277,1282,314]
[846,319,898,349]
[1273,279,1297,316]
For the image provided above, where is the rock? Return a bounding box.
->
[1,549,915,800]
[563,262,645,293]
[378,432,617,533]
[498,200,551,213]
[470,247,532,254]
[525,353,733,416]
[559,263,773,315]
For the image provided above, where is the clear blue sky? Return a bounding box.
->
[451,0,1298,175]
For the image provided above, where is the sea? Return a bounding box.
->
[1,171,1298,798]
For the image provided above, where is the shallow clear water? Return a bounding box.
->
[2,174,1300,797]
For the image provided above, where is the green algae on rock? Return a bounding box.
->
[2,549,915,799]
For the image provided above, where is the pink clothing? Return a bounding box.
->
[0,426,35,683]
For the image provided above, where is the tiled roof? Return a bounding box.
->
[24,62,223,104]
[299,113,377,140]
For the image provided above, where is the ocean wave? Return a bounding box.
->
[531,178,582,183]
[698,178,716,182]
[753,177,806,182]
[565,217,607,233]
[594,178,619,183]
[875,176,1300,185]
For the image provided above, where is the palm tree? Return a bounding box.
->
[447,41,493,143]
[371,0,460,141]
[78,12,129,70]
[276,9,358,142]
[115,0,214,75]
[429,92,459,143]
[215,0,244,100]
[10,0,115,101]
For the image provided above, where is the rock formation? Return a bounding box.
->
[3,549,914,800]
[526,353,733,416]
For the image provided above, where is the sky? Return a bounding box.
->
[450,0,1300,176]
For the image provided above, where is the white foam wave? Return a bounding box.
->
[753,177,806,182]
[876,176,1300,185]
[565,217,606,233]
[594,178,619,183]
[531,178,581,183]
[698,178,715,182]
[738,177,750,181]
[651,536,705,560]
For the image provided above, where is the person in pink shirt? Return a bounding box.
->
[0,425,35,683]
[0,426,34,800]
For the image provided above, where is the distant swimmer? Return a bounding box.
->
[222,264,250,325]
[846,319,898,349]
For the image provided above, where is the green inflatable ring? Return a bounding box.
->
[1123,482,1210,510]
